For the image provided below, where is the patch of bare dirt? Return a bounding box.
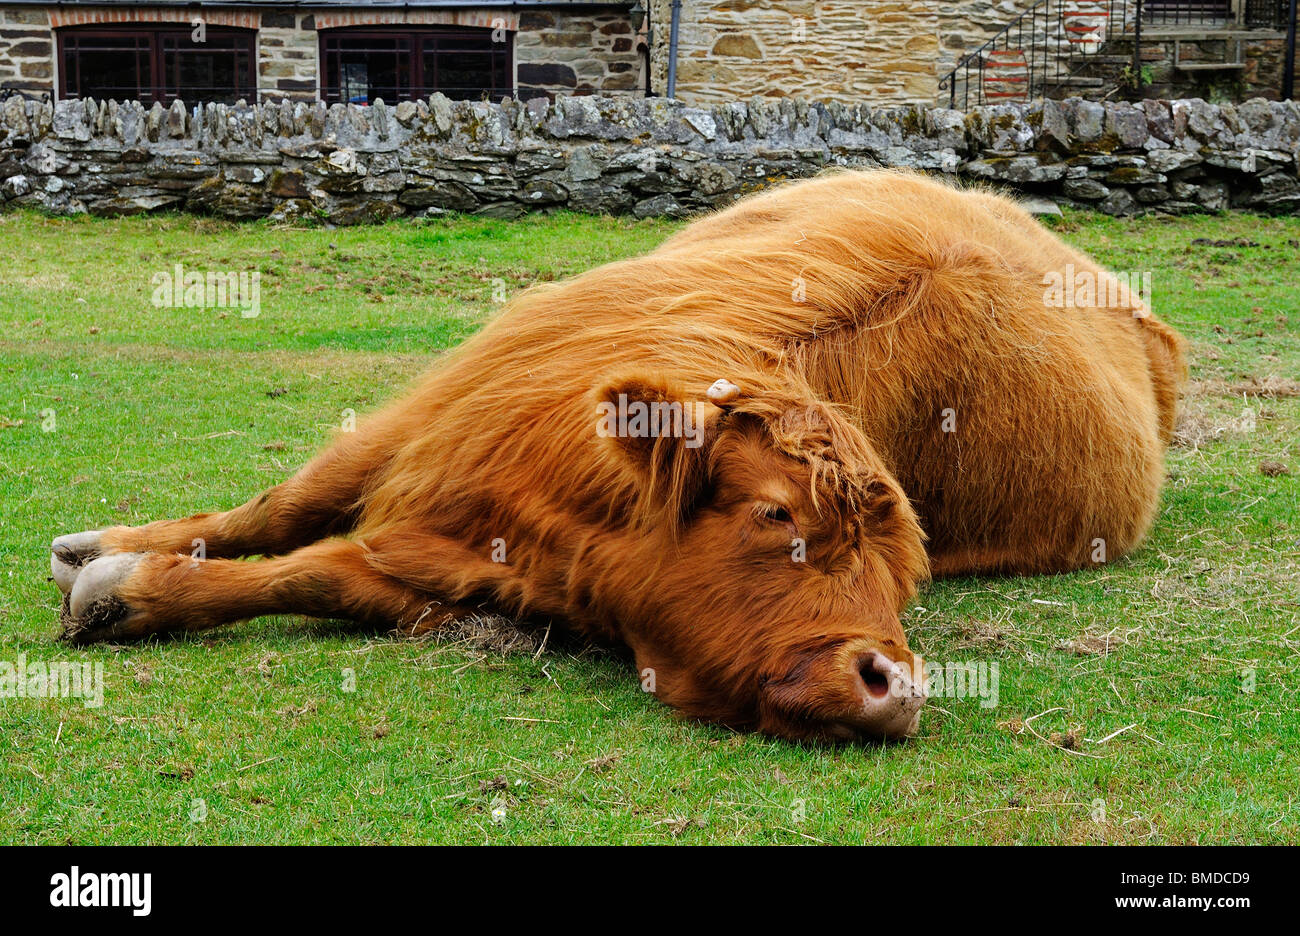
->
[277,700,318,719]
[656,815,706,838]
[1049,730,1082,751]
[584,750,624,774]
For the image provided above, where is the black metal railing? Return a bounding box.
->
[940,0,1135,110]
[1138,0,1291,28]
[1243,0,1292,28]
[1143,0,1231,25]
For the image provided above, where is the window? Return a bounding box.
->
[58,26,255,105]
[1143,1,1233,25]
[320,27,511,105]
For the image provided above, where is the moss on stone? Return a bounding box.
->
[1106,166,1145,183]
[1072,131,1122,155]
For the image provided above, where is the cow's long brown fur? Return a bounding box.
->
[67,169,1186,740]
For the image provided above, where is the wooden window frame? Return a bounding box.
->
[319,26,513,104]
[57,24,257,105]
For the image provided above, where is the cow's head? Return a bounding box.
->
[594,373,929,742]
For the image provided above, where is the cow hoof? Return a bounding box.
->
[50,530,105,596]
[59,552,146,644]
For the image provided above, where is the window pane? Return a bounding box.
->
[428,49,499,99]
[161,32,253,104]
[60,28,253,104]
[325,36,410,105]
[62,36,150,101]
[321,29,509,104]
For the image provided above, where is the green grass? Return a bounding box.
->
[0,206,1296,844]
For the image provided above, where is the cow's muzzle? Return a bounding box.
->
[843,650,925,740]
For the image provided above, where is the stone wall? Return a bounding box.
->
[517,9,643,96]
[647,0,1046,104]
[648,0,935,104]
[0,7,52,95]
[258,12,320,102]
[2,94,1298,224]
[648,1,1294,107]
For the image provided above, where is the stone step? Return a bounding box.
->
[1138,27,1278,39]
[1175,61,1247,70]
[1051,76,1108,86]
[1078,55,1137,64]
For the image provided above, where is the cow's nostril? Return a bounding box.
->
[844,651,924,740]
[859,661,891,699]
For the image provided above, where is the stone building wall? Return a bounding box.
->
[3,93,1297,225]
[4,2,1297,108]
[647,0,936,104]
[647,1,1293,106]
[0,6,52,96]
[258,12,319,102]
[646,0,1047,105]
[516,9,643,96]
[0,5,643,104]
[0,0,1053,106]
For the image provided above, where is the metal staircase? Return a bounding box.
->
[940,0,1296,110]
[939,0,1135,109]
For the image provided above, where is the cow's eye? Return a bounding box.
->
[757,504,794,526]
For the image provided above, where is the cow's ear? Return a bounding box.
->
[858,476,905,525]
[594,374,725,533]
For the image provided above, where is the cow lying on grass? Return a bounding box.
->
[50,170,1186,742]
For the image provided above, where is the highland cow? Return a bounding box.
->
[49,170,1186,742]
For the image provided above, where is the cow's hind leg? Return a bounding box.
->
[51,435,390,598]
[58,537,472,645]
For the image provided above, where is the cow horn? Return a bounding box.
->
[707,379,741,406]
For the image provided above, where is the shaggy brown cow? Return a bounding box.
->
[50,170,1186,742]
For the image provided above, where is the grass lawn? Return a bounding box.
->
[0,204,1296,845]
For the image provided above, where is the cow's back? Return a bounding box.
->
[361,169,1186,576]
[652,170,1188,571]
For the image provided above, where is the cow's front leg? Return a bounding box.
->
[58,538,464,645]
[51,426,405,598]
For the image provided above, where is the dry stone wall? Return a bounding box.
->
[2,93,1298,224]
